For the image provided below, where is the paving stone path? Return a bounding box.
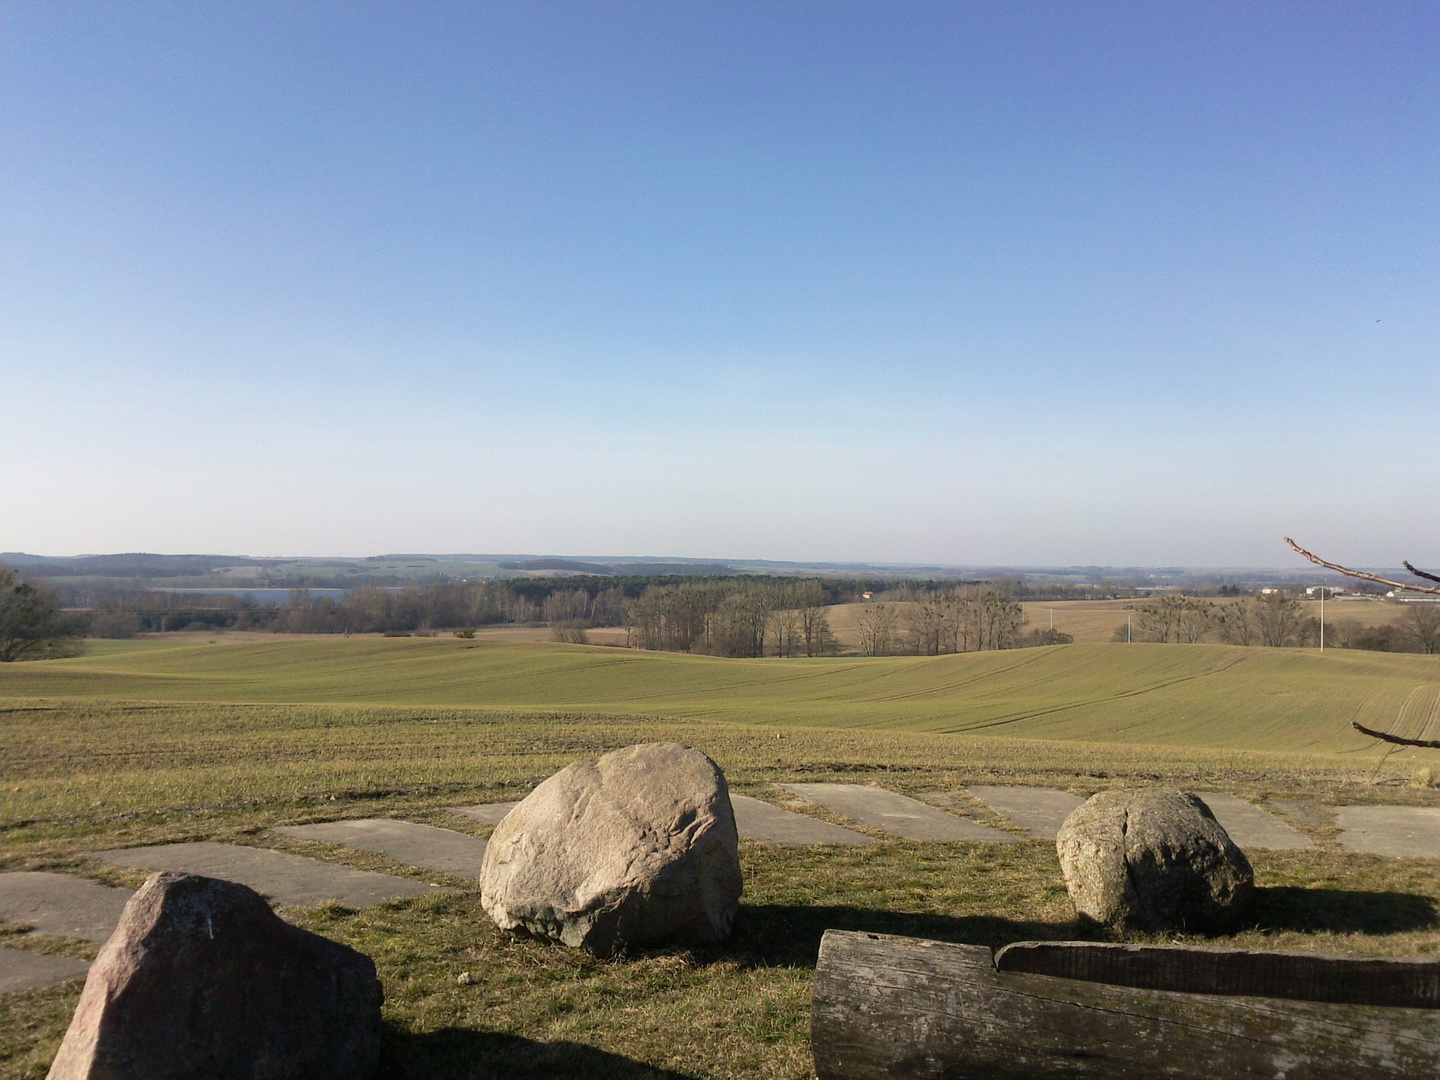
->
[90,842,434,908]
[0,871,137,994]
[778,784,1018,842]
[448,802,519,826]
[276,819,491,878]
[1,871,133,943]
[730,794,874,845]
[1193,792,1313,850]
[965,786,1083,840]
[1335,806,1440,859]
[448,797,874,845]
[1,947,92,994]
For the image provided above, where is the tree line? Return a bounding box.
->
[8,565,1435,660]
[1117,593,1440,654]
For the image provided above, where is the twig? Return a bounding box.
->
[1352,721,1440,750]
[1403,561,1440,585]
[1284,538,1440,596]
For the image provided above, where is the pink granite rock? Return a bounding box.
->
[47,871,382,1080]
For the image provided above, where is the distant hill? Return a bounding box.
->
[2,551,1362,591]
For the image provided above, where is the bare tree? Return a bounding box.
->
[1175,597,1215,643]
[905,598,949,655]
[1251,591,1305,647]
[857,603,899,656]
[1399,603,1440,655]
[769,604,803,657]
[963,589,1025,651]
[795,580,836,657]
[1217,599,1255,645]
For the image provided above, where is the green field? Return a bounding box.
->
[3,638,1437,1079]
[8,637,1438,751]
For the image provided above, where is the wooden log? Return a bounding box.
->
[996,940,1440,1008]
[811,930,1440,1080]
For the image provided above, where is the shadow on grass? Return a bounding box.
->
[1250,887,1439,935]
[702,886,1440,968]
[710,902,1075,969]
[378,1024,692,1080]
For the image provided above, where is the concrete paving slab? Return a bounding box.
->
[777,784,1018,843]
[1194,793,1313,850]
[1335,806,1440,859]
[965,786,1084,840]
[1,947,91,994]
[275,819,489,878]
[89,842,434,909]
[447,802,519,826]
[1,872,133,944]
[730,794,874,845]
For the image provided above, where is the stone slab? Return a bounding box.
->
[447,802,519,826]
[1193,793,1313,850]
[1,871,133,944]
[1335,805,1440,859]
[275,819,489,878]
[777,784,1018,843]
[730,794,874,845]
[88,842,433,909]
[965,786,1084,840]
[1,947,91,994]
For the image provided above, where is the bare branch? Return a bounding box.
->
[1283,538,1440,596]
[1403,560,1440,585]
[1352,721,1440,750]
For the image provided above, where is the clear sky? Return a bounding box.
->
[3,1,1436,567]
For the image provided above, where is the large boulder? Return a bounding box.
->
[480,742,742,957]
[1056,789,1253,932]
[47,872,382,1080]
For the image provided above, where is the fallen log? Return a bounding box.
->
[995,939,1439,1008]
[811,930,1440,1080]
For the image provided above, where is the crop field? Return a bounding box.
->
[7,637,1436,751]
[3,638,1438,1079]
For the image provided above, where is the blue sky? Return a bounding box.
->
[3,1,1435,566]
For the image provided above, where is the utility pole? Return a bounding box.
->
[1127,612,1132,643]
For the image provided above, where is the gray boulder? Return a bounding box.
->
[1056,789,1253,932]
[47,872,382,1080]
[479,742,743,956]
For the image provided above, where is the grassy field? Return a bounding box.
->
[3,638,1437,1079]
[7,636,1437,751]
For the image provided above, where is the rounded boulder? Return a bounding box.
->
[1056,788,1253,932]
[479,742,743,957]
